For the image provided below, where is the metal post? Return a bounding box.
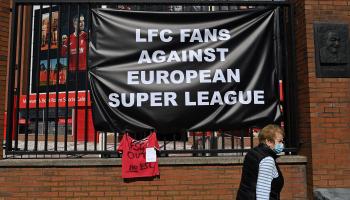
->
[24,5,34,152]
[285,4,298,154]
[55,5,62,152]
[14,6,24,152]
[99,131,107,157]
[5,3,18,154]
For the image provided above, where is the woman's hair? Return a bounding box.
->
[258,124,285,143]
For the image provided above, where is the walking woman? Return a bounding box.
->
[237,124,285,200]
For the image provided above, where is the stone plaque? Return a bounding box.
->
[314,22,350,78]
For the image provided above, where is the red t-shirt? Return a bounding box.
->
[117,132,160,179]
[61,31,87,71]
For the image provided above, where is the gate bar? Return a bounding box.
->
[5,4,18,153]
[14,0,292,6]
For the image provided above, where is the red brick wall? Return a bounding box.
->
[293,0,315,197]
[302,0,350,192]
[0,0,11,159]
[0,164,307,199]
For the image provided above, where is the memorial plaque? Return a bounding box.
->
[314,22,350,78]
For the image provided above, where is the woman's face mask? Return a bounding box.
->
[265,133,284,153]
[273,133,284,154]
[274,142,284,154]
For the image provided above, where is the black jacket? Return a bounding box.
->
[236,143,284,200]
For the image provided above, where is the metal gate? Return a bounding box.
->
[5,0,298,158]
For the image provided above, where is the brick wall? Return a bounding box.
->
[293,0,314,197]
[0,0,11,159]
[0,164,307,199]
[302,0,350,192]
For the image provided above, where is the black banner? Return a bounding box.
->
[89,8,281,133]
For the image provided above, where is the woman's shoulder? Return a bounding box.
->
[260,156,275,164]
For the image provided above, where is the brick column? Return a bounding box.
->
[306,0,350,189]
[0,0,11,159]
[297,0,350,197]
[292,0,315,196]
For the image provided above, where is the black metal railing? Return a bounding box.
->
[4,0,298,158]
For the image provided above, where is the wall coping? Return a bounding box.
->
[0,155,307,167]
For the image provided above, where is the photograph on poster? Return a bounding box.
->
[38,58,67,86]
[41,11,59,51]
[32,5,89,93]
[60,6,88,71]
